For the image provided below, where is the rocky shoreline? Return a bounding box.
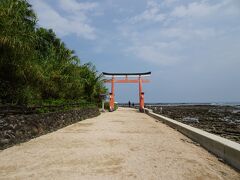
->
[0,107,100,150]
[148,105,240,143]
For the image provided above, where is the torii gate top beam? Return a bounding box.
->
[104,79,150,83]
[102,72,151,76]
[103,72,151,83]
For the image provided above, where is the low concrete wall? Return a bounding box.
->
[144,108,240,171]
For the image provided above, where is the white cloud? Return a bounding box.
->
[116,0,240,67]
[164,0,177,4]
[126,44,180,65]
[171,0,239,18]
[158,27,222,41]
[119,26,182,65]
[31,0,98,40]
[171,2,217,18]
[59,0,98,12]
[129,0,165,23]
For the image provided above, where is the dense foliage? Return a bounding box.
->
[0,0,106,105]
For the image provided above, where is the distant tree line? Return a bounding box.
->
[0,0,107,105]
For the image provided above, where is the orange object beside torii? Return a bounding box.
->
[103,72,151,112]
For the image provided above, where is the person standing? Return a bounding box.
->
[128,100,131,107]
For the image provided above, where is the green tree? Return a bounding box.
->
[0,0,107,106]
[0,0,38,104]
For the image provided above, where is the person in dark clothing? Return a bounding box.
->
[132,102,135,107]
[128,101,131,107]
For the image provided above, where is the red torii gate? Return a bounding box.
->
[103,72,151,112]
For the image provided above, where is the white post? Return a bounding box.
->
[101,99,105,112]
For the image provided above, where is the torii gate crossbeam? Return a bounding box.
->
[103,72,151,112]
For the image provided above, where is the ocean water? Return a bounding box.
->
[144,102,240,108]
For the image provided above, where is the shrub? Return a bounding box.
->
[104,101,118,111]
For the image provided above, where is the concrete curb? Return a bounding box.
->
[144,108,240,171]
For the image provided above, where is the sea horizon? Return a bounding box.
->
[118,102,240,106]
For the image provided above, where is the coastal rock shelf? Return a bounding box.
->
[148,105,240,143]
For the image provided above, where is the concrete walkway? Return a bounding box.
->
[0,108,239,180]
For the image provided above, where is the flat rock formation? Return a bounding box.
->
[150,105,240,143]
[0,108,239,179]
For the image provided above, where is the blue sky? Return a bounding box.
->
[29,0,240,103]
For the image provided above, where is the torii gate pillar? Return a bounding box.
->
[109,76,115,111]
[139,76,145,112]
[103,72,151,112]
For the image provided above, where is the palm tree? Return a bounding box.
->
[0,0,37,53]
[0,0,38,104]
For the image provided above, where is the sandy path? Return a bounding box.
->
[0,108,239,180]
